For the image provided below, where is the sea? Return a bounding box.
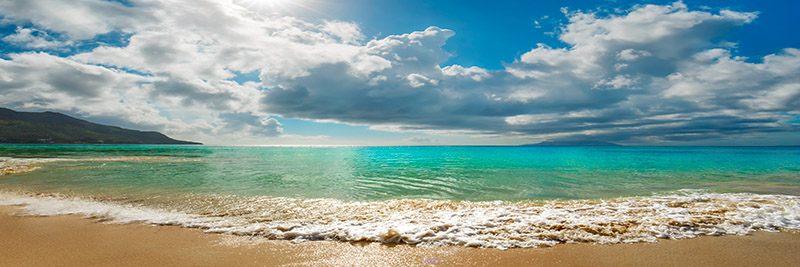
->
[1,144,799,249]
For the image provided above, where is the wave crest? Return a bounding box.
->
[2,190,799,249]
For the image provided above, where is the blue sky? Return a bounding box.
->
[309,0,800,69]
[0,0,798,145]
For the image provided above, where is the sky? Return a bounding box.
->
[0,0,798,146]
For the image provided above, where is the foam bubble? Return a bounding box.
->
[0,156,199,176]
[0,157,66,175]
[2,190,799,249]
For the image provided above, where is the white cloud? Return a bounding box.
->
[616,49,652,61]
[441,65,491,81]
[406,73,437,88]
[2,27,73,49]
[504,114,557,125]
[0,0,148,40]
[595,74,639,90]
[259,118,284,136]
[0,1,797,145]
[0,52,187,130]
[321,20,365,44]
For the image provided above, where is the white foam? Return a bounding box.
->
[0,192,227,228]
[0,156,200,176]
[0,157,66,175]
[2,190,799,249]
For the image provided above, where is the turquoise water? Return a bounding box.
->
[2,144,800,248]
[1,145,798,200]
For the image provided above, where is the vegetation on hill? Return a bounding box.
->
[0,107,201,145]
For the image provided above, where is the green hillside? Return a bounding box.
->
[0,107,201,145]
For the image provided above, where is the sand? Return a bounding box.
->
[2,205,800,266]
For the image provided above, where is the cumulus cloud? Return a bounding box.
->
[217,112,283,137]
[262,2,798,144]
[0,0,148,40]
[0,52,147,106]
[2,27,73,49]
[441,65,491,81]
[0,0,798,144]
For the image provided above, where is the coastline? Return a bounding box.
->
[3,206,800,266]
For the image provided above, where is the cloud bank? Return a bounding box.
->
[0,0,797,144]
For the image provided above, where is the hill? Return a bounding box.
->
[520,140,621,146]
[0,107,201,145]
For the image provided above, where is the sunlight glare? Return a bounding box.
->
[235,0,315,15]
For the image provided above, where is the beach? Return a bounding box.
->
[2,0,798,264]
[3,205,800,266]
[2,145,800,265]
[2,0,799,264]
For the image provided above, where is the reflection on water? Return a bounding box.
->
[0,145,798,201]
[1,145,799,248]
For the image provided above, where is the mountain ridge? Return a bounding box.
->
[0,107,201,145]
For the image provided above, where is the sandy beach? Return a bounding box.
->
[2,0,799,264]
[2,205,800,266]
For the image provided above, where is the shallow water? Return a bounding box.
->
[1,145,799,248]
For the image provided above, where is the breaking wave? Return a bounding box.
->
[2,190,799,249]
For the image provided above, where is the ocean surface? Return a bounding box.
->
[1,144,799,248]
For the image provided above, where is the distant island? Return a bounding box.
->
[0,107,201,145]
[520,140,621,146]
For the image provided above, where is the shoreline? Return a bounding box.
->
[2,206,800,266]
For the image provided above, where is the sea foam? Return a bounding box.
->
[0,157,65,175]
[2,190,799,249]
[0,156,196,176]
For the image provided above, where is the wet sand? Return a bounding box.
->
[2,205,800,267]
